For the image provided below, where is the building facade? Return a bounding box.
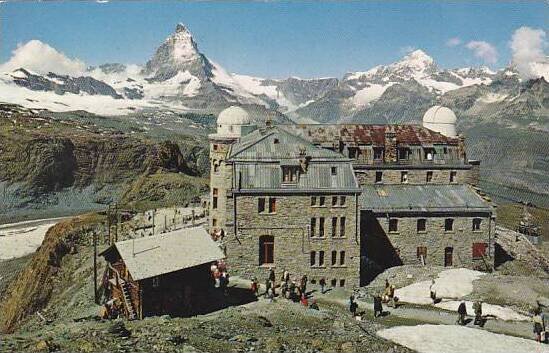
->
[209,105,495,288]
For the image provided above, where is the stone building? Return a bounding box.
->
[209,105,495,287]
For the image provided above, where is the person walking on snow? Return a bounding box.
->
[457,301,467,325]
[473,301,483,325]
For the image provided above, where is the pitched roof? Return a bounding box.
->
[228,126,347,161]
[103,227,224,281]
[361,184,492,213]
[281,124,459,146]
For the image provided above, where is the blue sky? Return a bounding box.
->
[0,1,546,78]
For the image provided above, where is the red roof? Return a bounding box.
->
[286,124,458,146]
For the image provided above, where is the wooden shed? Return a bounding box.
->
[100,226,225,319]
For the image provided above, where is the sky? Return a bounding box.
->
[0,1,546,78]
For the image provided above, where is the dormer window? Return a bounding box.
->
[282,166,299,183]
[398,147,410,160]
[373,147,384,160]
[424,148,435,161]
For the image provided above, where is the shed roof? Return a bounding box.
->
[102,227,224,281]
[361,184,492,213]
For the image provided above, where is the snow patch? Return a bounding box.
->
[350,83,393,107]
[0,221,58,260]
[478,93,508,104]
[377,325,548,353]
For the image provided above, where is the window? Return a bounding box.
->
[331,279,337,287]
[424,148,435,161]
[259,235,274,265]
[401,171,408,183]
[375,171,383,183]
[331,251,337,266]
[331,166,338,175]
[340,251,345,266]
[331,217,337,237]
[340,217,346,237]
[373,147,384,160]
[282,166,299,183]
[319,196,326,206]
[443,147,448,154]
[472,218,482,231]
[212,218,217,227]
[274,138,279,144]
[318,251,325,266]
[310,251,316,266]
[212,188,218,209]
[426,171,433,183]
[444,247,453,267]
[311,196,317,206]
[450,171,457,183]
[319,218,325,237]
[339,279,346,287]
[445,218,454,232]
[332,196,338,206]
[340,196,346,206]
[417,246,427,263]
[213,161,220,173]
[213,144,218,151]
[398,148,410,160]
[310,218,316,237]
[258,198,266,213]
[389,218,398,233]
[269,198,277,213]
[472,242,487,260]
[417,219,426,232]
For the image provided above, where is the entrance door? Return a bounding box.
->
[444,247,453,267]
[259,235,274,265]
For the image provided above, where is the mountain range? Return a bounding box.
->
[0,23,548,205]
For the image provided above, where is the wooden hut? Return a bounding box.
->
[100,227,224,319]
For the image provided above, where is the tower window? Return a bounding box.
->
[332,196,338,206]
[331,166,337,175]
[310,251,316,266]
[450,171,457,183]
[445,218,454,232]
[401,171,408,183]
[331,250,337,266]
[340,196,346,206]
[319,217,325,237]
[311,196,317,206]
[340,251,345,266]
[318,251,325,266]
[212,188,218,209]
[319,196,326,206]
[426,171,433,183]
[389,219,398,233]
[417,219,426,232]
[331,217,337,237]
[213,144,218,151]
[274,138,279,144]
[269,198,277,213]
[310,218,316,237]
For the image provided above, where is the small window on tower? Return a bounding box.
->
[450,171,457,183]
[213,144,218,151]
[258,198,266,213]
[274,138,280,144]
[445,218,454,232]
[319,196,326,206]
[331,166,337,175]
[269,198,277,213]
[389,219,398,233]
[472,218,482,231]
[375,171,383,183]
[332,196,338,206]
[426,171,433,183]
[417,219,426,232]
[311,196,317,206]
[401,171,408,183]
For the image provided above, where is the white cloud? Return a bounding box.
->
[0,40,86,76]
[445,37,462,47]
[465,41,498,64]
[509,26,547,80]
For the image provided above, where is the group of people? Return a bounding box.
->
[456,301,484,326]
[251,268,319,310]
[210,260,230,296]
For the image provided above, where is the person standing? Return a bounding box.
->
[282,269,290,283]
[250,277,259,296]
[457,301,467,325]
[264,278,271,299]
[473,301,483,325]
[533,308,545,343]
[374,295,383,318]
[269,268,276,296]
[300,275,308,295]
[429,280,437,304]
[349,295,358,317]
[319,277,326,294]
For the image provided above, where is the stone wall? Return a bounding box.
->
[354,168,469,186]
[362,212,494,269]
[223,194,361,288]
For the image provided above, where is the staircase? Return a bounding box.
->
[121,282,137,320]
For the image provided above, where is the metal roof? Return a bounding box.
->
[228,126,347,161]
[234,161,359,192]
[361,184,492,213]
[106,227,224,281]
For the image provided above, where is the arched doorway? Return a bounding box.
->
[259,235,274,265]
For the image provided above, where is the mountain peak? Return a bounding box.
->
[175,23,188,33]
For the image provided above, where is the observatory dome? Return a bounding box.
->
[422,105,457,137]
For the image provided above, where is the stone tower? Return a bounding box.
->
[208,106,256,235]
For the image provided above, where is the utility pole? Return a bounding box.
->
[93,231,98,304]
[152,209,156,235]
[164,214,167,233]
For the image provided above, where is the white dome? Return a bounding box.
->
[217,106,251,125]
[422,105,457,137]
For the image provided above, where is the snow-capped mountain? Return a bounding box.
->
[0,23,546,129]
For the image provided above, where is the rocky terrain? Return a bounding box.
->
[0,103,210,223]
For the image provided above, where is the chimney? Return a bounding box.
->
[384,126,397,163]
